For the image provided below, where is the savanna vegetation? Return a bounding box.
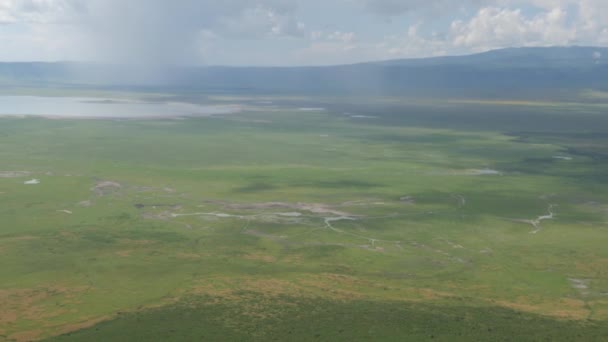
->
[1,93,608,341]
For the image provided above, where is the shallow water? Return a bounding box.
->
[0,96,239,119]
[297,107,325,112]
[467,168,501,175]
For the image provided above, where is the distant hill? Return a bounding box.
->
[368,46,608,68]
[2,46,608,98]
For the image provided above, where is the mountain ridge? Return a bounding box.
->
[2,46,608,97]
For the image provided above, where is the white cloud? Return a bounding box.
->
[450,6,575,50]
[295,30,372,65]
[377,24,448,58]
[218,5,305,39]
[0,0,80,24]
[1,0,608,65]
[361,0,496,16]
[312,30,357,43]
[372,1,608,60]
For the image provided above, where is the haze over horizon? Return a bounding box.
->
[1,0,608,67]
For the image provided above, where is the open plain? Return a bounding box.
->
[1,93,608,341]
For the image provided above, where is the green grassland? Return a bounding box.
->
[1,95,608,341]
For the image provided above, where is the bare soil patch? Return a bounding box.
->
[91,181,122,196]
[53,316,113,338]
[115,250,132,257]
[8,329,44,342]
[224,201,354,217]
[77,200,92,207]
[1,286,88,339]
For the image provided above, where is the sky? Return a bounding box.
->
[1,0,607,66]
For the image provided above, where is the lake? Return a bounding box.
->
[0,96,240,119]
